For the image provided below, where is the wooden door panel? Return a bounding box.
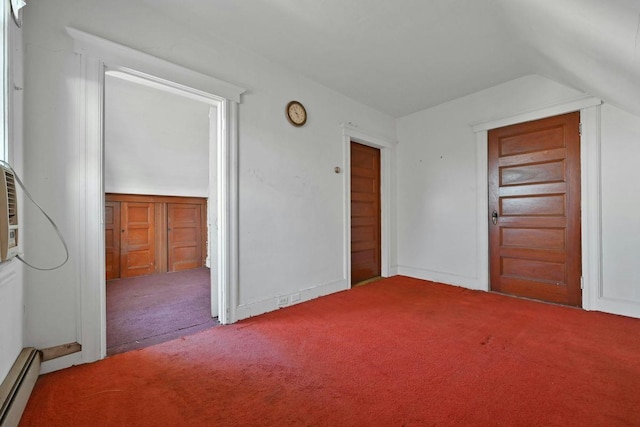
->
[104,201,120,280]
[171,227,198,243]
[173,247,197,263]
[500,161,565,186]
[127,228,153,246]
[127,251,154,269]
[489,112,581,306]
[499,126,565,155]
[121,202,155,278]
[168,203,203,272]
[352,200,377,217]
[351,176,376,193]
[351,225,377,243]
[501,195,566,216]
[501,258,565,283]
[351,142,381,285]
[501,228,565,250]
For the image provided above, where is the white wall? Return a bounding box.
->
[22,0,396,369]
[395,75,583,287]
[0,6,24,383]
[396,74,640,319]
[104,75,210,197]
[0,261,22,381]
[601,104,640,303]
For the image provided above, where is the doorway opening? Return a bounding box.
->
[103,71,219,354]
[342,126,396,289]
[69,27,245,364]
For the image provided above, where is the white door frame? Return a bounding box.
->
[67,28,245,364]
[472,95,602,311]
[342,125,396,284]
[104,70,221,317]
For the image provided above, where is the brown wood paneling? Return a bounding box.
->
[104,201,120,280]
[106,193,206,205]
[489,112,582,306]
[168,203,203,272]
[351,142,381,285]
[120,202,156,278]
[105,194,207,280]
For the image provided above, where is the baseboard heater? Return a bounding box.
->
[0,348,41,427]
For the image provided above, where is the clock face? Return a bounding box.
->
[286,101,307,126]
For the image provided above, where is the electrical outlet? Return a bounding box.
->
[277,296,289,306]
[290,293,301,303]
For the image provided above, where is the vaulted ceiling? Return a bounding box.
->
[136,0,640,118]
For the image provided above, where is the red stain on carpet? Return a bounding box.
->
[20,276,640,426]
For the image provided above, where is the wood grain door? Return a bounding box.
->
[104,201,121,280]
[168,203,203,272]
[489,112,582,306]
[351,142,381,285]
[120,202,156,278]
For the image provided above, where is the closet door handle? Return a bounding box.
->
[491,210,498,225]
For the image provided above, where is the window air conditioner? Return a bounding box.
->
[0,164,19,261]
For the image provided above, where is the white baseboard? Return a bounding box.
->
[593,297,640,319]
[0,348,41,427]
[396,265,485,291]
[235,279,349,321]
[40,351,83,375]
[399,265,640,320]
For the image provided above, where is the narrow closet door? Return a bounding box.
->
[168,203,203,272]
[120,202,156,278]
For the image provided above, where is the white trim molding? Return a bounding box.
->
[579,105,602,312]
[472,96,604,313]
[67,29,245,365]
[66,27,244,103]
[396,265,483,291]
[581,108,640,319]
[472,95,602,132]
[342,124,396,286]
[218,99,241,325]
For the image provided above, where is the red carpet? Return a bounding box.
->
[107,268,219,355]
[21,276,640,426]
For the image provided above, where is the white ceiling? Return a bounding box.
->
[135,0,640,118]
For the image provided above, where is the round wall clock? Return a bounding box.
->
[286,101,307,127]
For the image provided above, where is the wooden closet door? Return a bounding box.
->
[350,142,381,285]
[120,202,156,278]
[488,112,582,306]
[167,203,203,272]
[104,201,121,280]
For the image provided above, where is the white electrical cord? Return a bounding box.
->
[0,160,69,271]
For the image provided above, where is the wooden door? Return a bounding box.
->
[120,202,156,278]
[351,142,381,285]
[104,201,121,280]
[168,203,203,272]
[489,112,582,306]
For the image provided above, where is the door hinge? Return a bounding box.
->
[580,276,584,290]
[579,123,582,135]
